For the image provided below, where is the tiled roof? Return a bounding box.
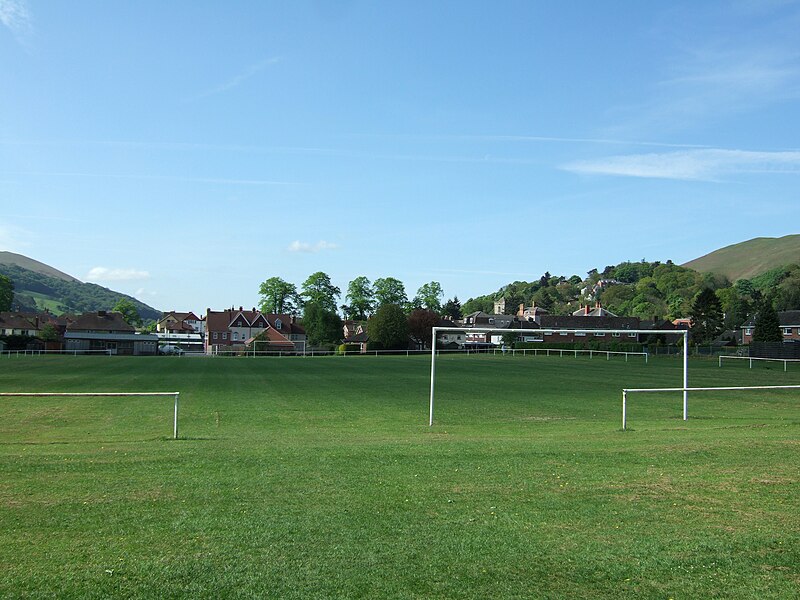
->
[538,315,640,330]
[67,312,134,333]
[0,312,39,331]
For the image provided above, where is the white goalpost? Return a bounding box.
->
[428,326,689,426]
[0,392,182,439]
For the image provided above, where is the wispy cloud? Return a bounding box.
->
[609,5,800,134]
[86,267,151,283]
[562,149,800,181]
[287,240,339,253]
[0,0,31,40]
[192,57,281,100]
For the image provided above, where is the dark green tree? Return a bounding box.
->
[0,274,13,311]
[442,296,462,320]
[688,288,723,344]
[368,303,409,350]
[258,277,300,314]
[373,277,408,308]
[344,276,375,320]
[300,272,340,314]
[752,299,782,342]
[113,298,143,328]
[38,323,59,342]
[302,302,343,347]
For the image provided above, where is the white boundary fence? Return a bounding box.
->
[0,392,181,439]
[506,348,647,362]
[621,385,800,430]
[719,355,800,372]
[429,326,688,426]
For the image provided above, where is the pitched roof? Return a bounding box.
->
[0,312,39,331]
[66,311,134,333]
[743,310,800,328]
[538,315,640,330]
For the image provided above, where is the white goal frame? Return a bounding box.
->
[622,385,800,430]
[429,326,688,426]
[0,392,181,439]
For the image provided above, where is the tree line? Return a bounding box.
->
[258,273,461,348]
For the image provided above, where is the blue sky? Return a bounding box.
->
[1,1,799,313]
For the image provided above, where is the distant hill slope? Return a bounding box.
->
[0,254,161,321]
[682,235,800,282]
[0,251,80,282]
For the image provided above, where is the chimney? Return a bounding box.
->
[584,305,589,315]
[239,306,243,312]
[518,303,524,317]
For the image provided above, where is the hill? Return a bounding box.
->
[0,251,80,282]
[683,235,800,281]
[0,253,161,321]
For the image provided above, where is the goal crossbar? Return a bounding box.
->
[621,385,800,430]
[429,326,688,426]
[0,392,181,439]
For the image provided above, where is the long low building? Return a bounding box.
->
[63,310,158,355]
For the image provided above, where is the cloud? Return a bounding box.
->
[0,0,32,44]
[287,240,339,253]
[86,267,151,283]
[192,57,281,100]
[562,149,800,181]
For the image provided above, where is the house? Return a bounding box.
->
[0,312,40,337]
[158,311,205,335]
[64,311,158,355]
[741,310,800,345]
[517,303,549,323]
[204,307,306,354]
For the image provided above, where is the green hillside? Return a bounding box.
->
[683,235,800,281]
[0,256,161,321]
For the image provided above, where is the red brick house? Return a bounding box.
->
[741,310,800,344]
[204,307,306,354]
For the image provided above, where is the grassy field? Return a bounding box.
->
[0,354,798,599]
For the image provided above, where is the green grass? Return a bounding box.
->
[1,354,798,598]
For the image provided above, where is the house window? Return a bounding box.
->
[222,333,228,340]
[559,331,568,336]
[213,332,218,340]
[488,318,495,324]
[575,331,586,337]
[275,319,282,330]
[783,328,792,335]
[237,321,243,327]
[612,332,621,337]
[745,328,752,336]
[594,332,605,337]
[628,333,637,338]
[233,332,239,341]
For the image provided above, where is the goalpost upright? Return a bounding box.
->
[429,326,689,426]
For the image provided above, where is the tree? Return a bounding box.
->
[752,299,782,342]
[302,302,343,347]
[259,277,300,314]
[368,303,409,350]
[113,298,142,328]
[373,277,407,308]
[408,309,439,349]
[300,272,340,314]
[38,323,59,342]
[344,276,375,320]
[688,288,723,344]
[0,274,12,311]
[414,281,444,314]
[442,296,462,320]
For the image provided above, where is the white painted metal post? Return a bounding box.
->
[429,328,438,426]
[622,390,627,430]
[173,393,179,439]
[683,332,689,421]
